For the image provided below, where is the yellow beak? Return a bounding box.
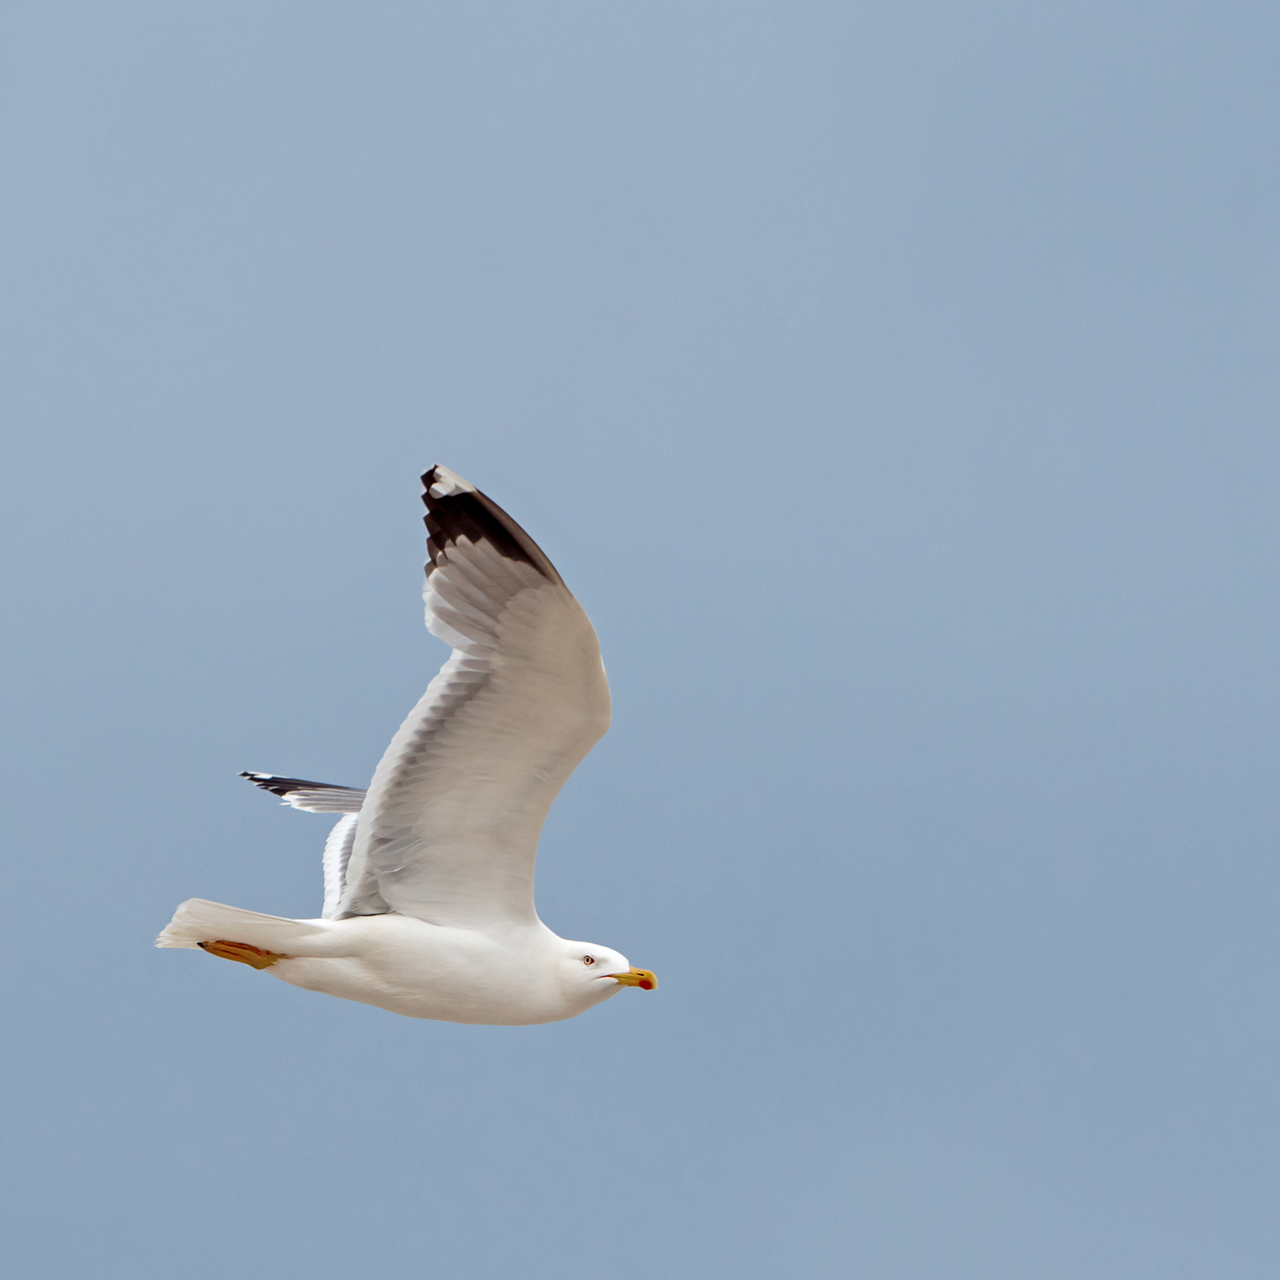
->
[612,967,658,991]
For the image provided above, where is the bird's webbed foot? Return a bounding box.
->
[197,939,290,970]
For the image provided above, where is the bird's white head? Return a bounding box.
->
[560,939,658,1005]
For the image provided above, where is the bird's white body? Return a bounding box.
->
[215,910,630,1024]
[158,466,655,1023]
[160,897,639,1024]
[273,915,624,1024]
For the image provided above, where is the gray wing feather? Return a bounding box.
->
[336,466,610,927]
[321,813,361,919]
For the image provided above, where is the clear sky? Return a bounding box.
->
[2,3,1279,1277]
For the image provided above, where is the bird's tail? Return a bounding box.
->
[156,898,330,953]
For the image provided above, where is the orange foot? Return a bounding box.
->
[198,939,290,970]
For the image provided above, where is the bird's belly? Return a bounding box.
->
[266,922,577,1025]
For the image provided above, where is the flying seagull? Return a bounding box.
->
[157,466,656,1024]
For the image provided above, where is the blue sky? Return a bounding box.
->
[3,3,1279,1276]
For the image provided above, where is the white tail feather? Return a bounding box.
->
[156,898,329,952]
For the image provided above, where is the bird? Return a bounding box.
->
[157,465,656,1025]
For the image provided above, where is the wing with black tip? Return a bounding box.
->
[240,772,367,814]
[336,466,611,926]
[240,772,366,918]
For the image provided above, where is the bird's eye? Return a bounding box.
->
[582,955,595,965]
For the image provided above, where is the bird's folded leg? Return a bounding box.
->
[197,939,290,970]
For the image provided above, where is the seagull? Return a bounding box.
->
[157,465,656,1024]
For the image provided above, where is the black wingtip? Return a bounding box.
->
[418,465,562,583]
[240,772,360,798]
[241,771,288,796]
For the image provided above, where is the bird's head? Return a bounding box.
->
[560,940,657,1002]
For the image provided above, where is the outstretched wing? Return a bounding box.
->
[240,772,366,918]
[240,772,367,813]
[335,466,611,927]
